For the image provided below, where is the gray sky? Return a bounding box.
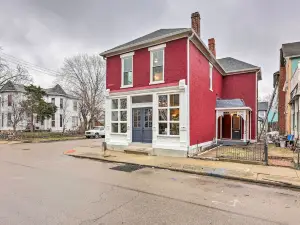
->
[0,0,299,97]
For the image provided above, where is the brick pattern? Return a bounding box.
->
[191,12,200,37]
[278,66,286,135]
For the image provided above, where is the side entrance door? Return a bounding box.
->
[232,114,241,140]
[132,108,153,143]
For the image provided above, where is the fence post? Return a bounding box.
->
[264,139,268,166]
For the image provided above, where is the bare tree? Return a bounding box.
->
[58,54,105,129]
[61,98,72,133]
[0,57,32,88]
[10,94,26,132]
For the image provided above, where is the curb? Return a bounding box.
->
[66,153,300,191]
[0,137,87,145]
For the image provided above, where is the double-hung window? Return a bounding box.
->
[111,98,127,133]
[121,52,134,88]
[149,44,165,84]
[209,63,213,91]
[158,94,180,136]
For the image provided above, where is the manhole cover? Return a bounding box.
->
[110,164,146,173]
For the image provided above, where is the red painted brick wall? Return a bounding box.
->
[189,42,223,146]
[222,73,257,140]
[278,66,286,135]
[106,38,188,91]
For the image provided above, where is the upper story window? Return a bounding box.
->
[8,94,12,106]
[120,52,134,88]
[149,44,166,84]
[73,100,78,111]
[60,98,63,109]
[51,98,55,105]
[209,63,213,91]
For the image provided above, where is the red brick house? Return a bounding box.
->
[100,12,261,157]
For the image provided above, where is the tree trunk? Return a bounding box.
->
[30,113,34,132]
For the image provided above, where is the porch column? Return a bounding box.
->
[220,116,222,139]
[243,110,246,142]
[249,111,252,141]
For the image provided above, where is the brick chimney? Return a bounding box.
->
[191,12,200,37]
[208,38,216,57]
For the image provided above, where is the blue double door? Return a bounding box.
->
[132,108,153,143]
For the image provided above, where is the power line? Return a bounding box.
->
[0,52,60,77]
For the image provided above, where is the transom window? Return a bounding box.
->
[121,52,134,88]
[158,94,180,136]
[111,98,127,133]
[149,44,165,84]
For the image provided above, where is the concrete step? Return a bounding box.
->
[124,145,153,156]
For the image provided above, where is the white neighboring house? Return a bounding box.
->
[0,81,80,132]
[290,61,300,138]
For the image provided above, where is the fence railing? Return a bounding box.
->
[216,142,266,162]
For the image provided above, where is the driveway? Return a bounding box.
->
[0,139,299,224]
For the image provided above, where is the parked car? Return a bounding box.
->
[85,126,105,139]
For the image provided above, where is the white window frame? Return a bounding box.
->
[157,93,180,136]
[120,52,134,88]
[209,62,213,91]
[149,44,166,85]
[111,98,128,134]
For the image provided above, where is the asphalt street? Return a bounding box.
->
[0,139,299,225]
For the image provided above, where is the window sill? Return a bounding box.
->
[120,85,133,89]
[157,134,180,138]
[111,132,127,135]
[149,81,165,85]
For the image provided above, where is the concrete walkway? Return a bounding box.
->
[64,146,300,189]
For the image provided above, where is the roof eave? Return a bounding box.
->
[100,28,192,58]
[225,68,262,80]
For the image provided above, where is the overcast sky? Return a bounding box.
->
[1,0,300,97]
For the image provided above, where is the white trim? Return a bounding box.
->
[187,35,194,149]
[120,52,135,58]
[149,47,165,84]
[231,114,232,139]
[121,54,134,88]
[215,107,252,111]
[109,85,181,97]
[131,102,152,108]
[148,44,166,51]
[209,63,213,91]
[255,71,258,141]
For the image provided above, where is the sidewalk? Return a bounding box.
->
[64,146,300,190]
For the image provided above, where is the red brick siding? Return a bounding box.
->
[106,38,188,91]
[189,42,223,146]
[222,73,257,140]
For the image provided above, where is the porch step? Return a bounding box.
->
[124,145,153,156]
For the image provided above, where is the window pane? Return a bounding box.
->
[159,123,167,135]
[158,95,168,107]
[123,72,132,86]
[170,108,180,121]
[112,99,118,109]
[153,66,163,82]
[159,109,167,121]
[120,99,127,109]
[152,50,163,67]
[112,111,118,121]
[170,123,179,135]
[120,111,127,121]
[120,123,127,133]
[124,57,132,72]
[111,123,118,133]
[170,94,179,106]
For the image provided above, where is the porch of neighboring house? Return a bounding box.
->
[215,99,252,146]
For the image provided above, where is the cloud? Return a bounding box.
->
[0,0,300,96]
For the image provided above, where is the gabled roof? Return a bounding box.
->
[216,99,246,108]
[217,57,260,74]
[44,84,67,96]
[258,102,268,111]
[0,81,26,93]
[282,41,300,57]
[103,28,188,54]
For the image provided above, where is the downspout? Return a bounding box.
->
[187,33,195,157]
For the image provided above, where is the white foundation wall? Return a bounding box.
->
[105,81,188,155]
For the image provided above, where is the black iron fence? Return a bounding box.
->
[216,142,267,163]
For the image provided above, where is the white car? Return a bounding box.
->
[85,126,105,139]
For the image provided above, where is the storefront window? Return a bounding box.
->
[111,98,127,133]
[158,94,180,135]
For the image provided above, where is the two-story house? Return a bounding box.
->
[0,81,80,132]
[100,12,261,157]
